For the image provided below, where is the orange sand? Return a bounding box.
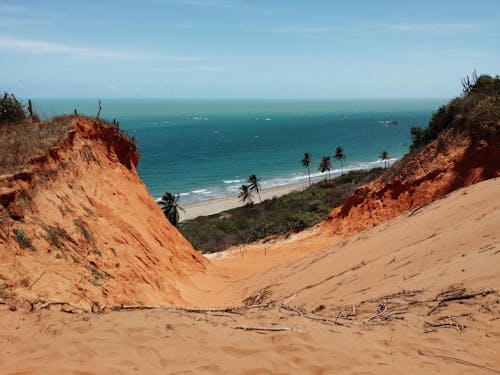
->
[1,178,499,374]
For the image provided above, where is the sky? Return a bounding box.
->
[1,0,499,99]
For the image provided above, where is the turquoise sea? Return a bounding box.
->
[32,99,446,203]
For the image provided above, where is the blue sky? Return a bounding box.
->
[1,0,499,98]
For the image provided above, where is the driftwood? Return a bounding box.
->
[418,350,500,374]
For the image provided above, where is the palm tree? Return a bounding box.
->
[159,192,183,227]
[318,156,332,180]
[379,150,390,169]
[301,152,312,186]
[247,174,261,202]
[238,184,253,206]
[334,146,346,175]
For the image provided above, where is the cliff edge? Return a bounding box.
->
[0,117,206,310]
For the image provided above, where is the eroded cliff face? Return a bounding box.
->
[0,117,206,309]
[323,130,499,236]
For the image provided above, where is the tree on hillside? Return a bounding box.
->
[334,146,346,175]
[238,184,254,206]
[319,156,332,180]
[159,192,183,227]
[248,174,261,202]
[301,152,312,186]
[379,150,390,169]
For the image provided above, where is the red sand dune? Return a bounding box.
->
[0,117,206,309]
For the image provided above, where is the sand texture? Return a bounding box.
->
[1,177,499,374]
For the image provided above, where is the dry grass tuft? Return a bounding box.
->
[0,116,70,174]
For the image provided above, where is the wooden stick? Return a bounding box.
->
[365,305,387,323]
[418,350,500,373]
[235,326,292,332]
[28,271,46,290]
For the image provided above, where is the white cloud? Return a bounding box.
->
[0,4,26,13]
[381,22,484,33]
[0,35,202,61]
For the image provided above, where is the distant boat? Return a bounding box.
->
[380,120,399,126]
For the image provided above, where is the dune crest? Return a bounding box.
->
[0,117,206,309]
[324,130,499,236]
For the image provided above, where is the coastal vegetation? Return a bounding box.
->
[159,192,183,227]
[334,147,346,175]
[379,150,389,169]
[301,152,312,186]
[318,156,332,180]
[410,73,499,151]
[247,174,262,202]
[179,168,383,253]
[237,184,253,206]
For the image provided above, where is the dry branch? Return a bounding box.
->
[235,325,292,332]
[28,271,46,290]
[418,350,500,373]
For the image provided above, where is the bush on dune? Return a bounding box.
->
[410,73,500,151]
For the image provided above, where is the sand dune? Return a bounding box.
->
[2,177,499,374]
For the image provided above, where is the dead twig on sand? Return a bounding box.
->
[280,303,349,327]
[365,304,387,323]
[428,289,496,315]
[235,325,292,332]
[28,271,46,290]
[418,350,500,374]
[109,303,269,314]
[38,301,86,313]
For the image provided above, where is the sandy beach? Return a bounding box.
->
[179,181,309,221]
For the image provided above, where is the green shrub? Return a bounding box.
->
[44,225,69,248]
[0,93,25,124]
[74,219,93,242]
[13,229,35,251]
[409,74,500,150]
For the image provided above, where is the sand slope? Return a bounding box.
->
[1,177,498,374]
[0,117,206,309]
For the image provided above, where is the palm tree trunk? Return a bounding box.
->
[307,166,311,186]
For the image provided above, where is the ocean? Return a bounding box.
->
[32,99,446,203]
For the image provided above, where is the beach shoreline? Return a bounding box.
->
[179,180,309,221]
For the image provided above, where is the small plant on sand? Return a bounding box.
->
[13,229,35,251]
[44,225,69,248]
[74,219,93,242]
